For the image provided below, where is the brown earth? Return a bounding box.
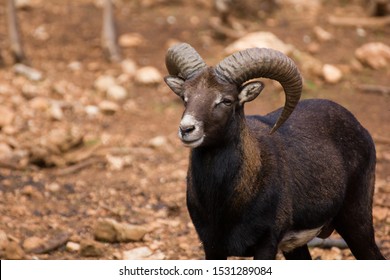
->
[0,0,389,260]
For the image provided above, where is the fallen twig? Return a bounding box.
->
[374,135,390,145]
[0,161,21,170]
[63,143,102,165]
[357,84,390,96]
[209,17,246,39]
[52,157,105,176]
[96,146,153,157]
[328,15,390,27]
[31,232,70,254]
[308,237,349,249]
[0,160,30,171]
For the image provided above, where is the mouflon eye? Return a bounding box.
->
[216,97,234,107]
[222,98,233,106]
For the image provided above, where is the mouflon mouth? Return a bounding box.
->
[180,136,205,148]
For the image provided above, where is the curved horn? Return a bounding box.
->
[215,48,302,134]
[165,43,207,79]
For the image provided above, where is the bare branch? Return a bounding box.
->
[373,135,390,145]
[7,0,26,63]
[357,84,390,96]
[209,17,246,39]
[30,232,70,254]
[328,15,390,27]
[101,0,121,63]
[52,157,105,176]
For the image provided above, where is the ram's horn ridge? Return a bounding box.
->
[216,48,302,133]
[165,43,207,79]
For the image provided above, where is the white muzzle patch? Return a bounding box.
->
[179,114,205,148]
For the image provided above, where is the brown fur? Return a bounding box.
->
[233,123,261,208]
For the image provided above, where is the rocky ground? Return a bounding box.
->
[0,0,389,260]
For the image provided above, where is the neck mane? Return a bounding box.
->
[188,114,262,212]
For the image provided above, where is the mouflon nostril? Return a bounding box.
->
[180,124,196,135]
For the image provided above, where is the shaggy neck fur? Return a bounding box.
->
[188,110,262,216]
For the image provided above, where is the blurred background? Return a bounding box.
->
[0,0,389,260]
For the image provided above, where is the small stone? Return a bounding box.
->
[373,207,388,221]
[22,236,45,252]
[68,61,82,71]
[330,247,343,260]
[79,240,104,257]
[14,64,43,81]
[313,26,333,42]
[45,182,61,192]
[149,136,168,148]
[21,185,43,200]
[112,251,123,260]
[0,105,15,128]
[122,247,165,260]
[356,28,366,38]
[115,223,148,242]
[106,155,133,171]
[350,59,364,72]
[172,169,187,181]
[355,42,390,69]
[94,75,116,93]
[0,143,13,157]
[225,32,295,55]
[50,104,64,120]
[119,33,144,48]
[2,125,19,136]
[29,97,50,111]
[0,230,8,249]
[15,0,34,9]
[122,247,153,260]
[85,105,100,117]
[149,240,162,251]
[45,127,83,153]
[0,83,15,95]
[94,219,117,243]
[117,73,132,84]
[121,59,137,76]
[4,241,25,260]
[33,25,50,41]
[98,100,119,115]
[66,241,80,252]
[166,16,177,25]
[134,67,162,86]
[0,147,27,165]
[52,81,71,96]
[150,251,166,260]
[21,84,39,99]
[107,85,128,101]
[94,218,148,243]
[322,64,343,84]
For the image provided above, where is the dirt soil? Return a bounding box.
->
[0,0,389,260]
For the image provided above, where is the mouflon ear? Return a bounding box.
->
[164,76,185,98]
[238,81,265,105]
